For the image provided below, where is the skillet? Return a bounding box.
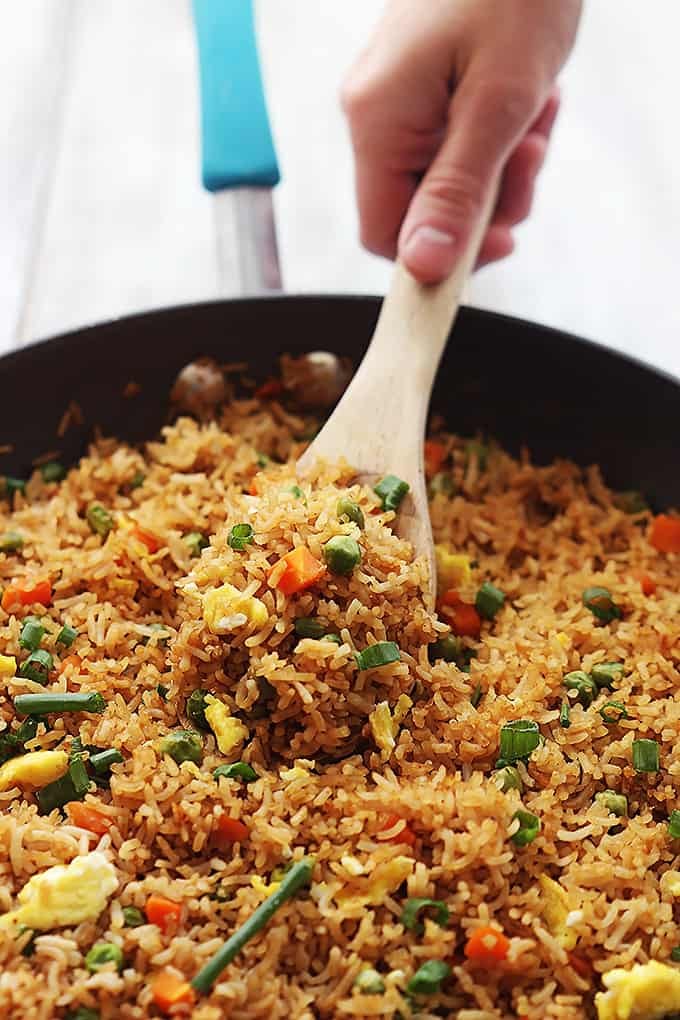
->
[1,0,678,512]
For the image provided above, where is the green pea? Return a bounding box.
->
[336,497,364,529]
[84,942,124,973]
[158,729,203,765]
[323,535,361,576]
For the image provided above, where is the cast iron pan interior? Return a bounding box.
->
[1,296,678,509]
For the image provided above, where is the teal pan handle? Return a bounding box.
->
[192,0,280,191]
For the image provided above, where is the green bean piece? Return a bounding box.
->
[336,497,364,529]
[591,661,625,688]
[191,856,314,995]
[89,748,124,775]
[158,730,203,766]
[85,942,124,973]
[323,535,361,576]
[355,642,400,671]
[470,682,483,708]
[14,692,106,716]
[632,738,660,773]
[475,581,505,620]
[86,504,114,538]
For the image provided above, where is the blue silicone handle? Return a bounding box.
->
[192,0,280,191]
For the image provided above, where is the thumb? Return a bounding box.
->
[398,75,543,283]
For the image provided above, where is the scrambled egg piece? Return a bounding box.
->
[204,695,248,754]
[251,875,281,897]
[0,852,117,930]
[556,632,570,648]
[0,654,17,677]
[539,874,578,950]
[435,545,472,591]
[336,856,413,909]
[203,584,268,635]
[0,750,68,793]
[280,758,315,783]
[369,695,413,760]
[595,960,680,1020]
[660,871,680,898]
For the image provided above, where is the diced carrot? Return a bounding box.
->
[255,378,284,400]
[440,588,461,608]
[249,476,261,496]
[464,925,510,964]
[424,439,446,478]
[1,578,52,613]
[650,514,680,553]
[442,601,481,638]
[67,801,112,835]
[146,894,182,933]
[131,525,161,554]
[215,815,249,842]
[640,574,657,596]
[567,952,593,979]
[267,546,326,596]
[59,654,82,675]
[380,813,416,846]
[151,969,196,1012]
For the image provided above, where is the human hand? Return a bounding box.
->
[342,0,582,283]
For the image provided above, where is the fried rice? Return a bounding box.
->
[0,379,678,1020]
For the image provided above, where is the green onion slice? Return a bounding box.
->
[405,959,451,997]
[497,720,542,767]
[374,475,409,512]
[183,531,209,557]
[191,856,314,995]
[559,701,571,728]
[470,682,483,708]
[14,692,106,716]
[36,758,90,813]
[353,967,385,994]
[494,765,522,793]
[0,531,24,552]
[294,617,326,639]
[671,946,680,963]
[40,461,65,483]
[591,662,624,688]
[355,642,400,671]
[563,670,597,707]
[668,811,680,839]
[186,689,211,731]
[228,523,254,551]
[56,624,78,647]
[86,504,114,538]
[17,649,53,685]
[214,762,258,783]
[595,791,628,818]
[400,898,449,934]
[582,586,622,624]
[89,748,124,775]
[632,738,660,773]
[599,701,629,725]
[510,809,541,847]
[5,477,26,498]
[19,617,46,652]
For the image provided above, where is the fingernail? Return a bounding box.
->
[402,225,457,282]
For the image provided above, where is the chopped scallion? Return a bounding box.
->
[613,490,647,514]
[599,701,629,725]
[671,946,680,963]
[19,616,46,652]
[510,809,541,847]
[400,898,449,934]
[184,531,209,557]
[17,649,53,685]
[355,642,400,671]
[405,959,450,997]
[156,683,169,701]
[5,477,26,498]
[497,720,542,767]
[321,632,342,645]
[213,762,258,783]
[353,967,385,994]
[186,689,211,731]
[228,523,254,551]
[40,461,65,483]
[86,504,114,538]
[36,757,90,813]
[595,791,628,818]
[494,765,522,793]
[56,624,78,647]
[563,670,597,707]
[559,701,571,728]
[582,586,622,624]
[158,730,203,766]
[591,661,624,688]
[89,748,124,775]
[294,617,326,639]
[632,738,660,773]
[14,691,106,716]
[668,811,680,839]
[374,474,409,512]
[470,682,483,708]
[190,857,314,995]
[0,531,24,552]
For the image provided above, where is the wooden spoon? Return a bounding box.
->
[297,191,497,607]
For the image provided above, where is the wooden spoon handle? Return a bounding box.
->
[298,184,498,479]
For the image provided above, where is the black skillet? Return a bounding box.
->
[1,0,679,510]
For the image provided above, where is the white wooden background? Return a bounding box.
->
[2,1,680,379]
